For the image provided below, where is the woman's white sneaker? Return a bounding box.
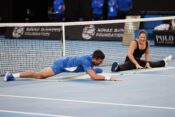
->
[164,55,173,65]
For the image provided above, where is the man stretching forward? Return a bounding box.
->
[5,49,118,81]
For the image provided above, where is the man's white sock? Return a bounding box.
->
[13,73,20,78]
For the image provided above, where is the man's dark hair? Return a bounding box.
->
[92,49,105,59]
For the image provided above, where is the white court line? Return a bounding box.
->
[116,66,175,74]
[119,73,175,77]
[0,109,73,117]
[1,94,175,111]
[108,66,175,76]
[24,66,175,81]
[74,66,175,80]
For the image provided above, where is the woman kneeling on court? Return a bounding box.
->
[111,30,173,72]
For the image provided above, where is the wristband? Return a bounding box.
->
[105,76,111,80]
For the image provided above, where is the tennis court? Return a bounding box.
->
[1,40,175,117]
[1,16,175,117]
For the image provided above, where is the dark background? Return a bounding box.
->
[0,0,49,22]
[0,0,175,22]
[131,0,175,15]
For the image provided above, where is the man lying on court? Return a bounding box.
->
[4,49,118,81]
[111,30,173,72]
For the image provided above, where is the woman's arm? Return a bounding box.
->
[145,42,151,68]
[128,41,143,69]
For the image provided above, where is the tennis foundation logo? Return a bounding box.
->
[82,25,96,40]
[12,27,25,38]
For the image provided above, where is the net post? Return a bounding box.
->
[122,15,141,45]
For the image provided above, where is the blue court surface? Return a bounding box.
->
[1,43,175,117]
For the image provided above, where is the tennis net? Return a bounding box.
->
[0,16,175,75]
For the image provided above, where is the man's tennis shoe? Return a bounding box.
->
[4,72,15,81]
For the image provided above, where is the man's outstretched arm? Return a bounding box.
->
[87,69,120,81]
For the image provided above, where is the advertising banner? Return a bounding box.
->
[5,23,124,41]
[5,26,62,40]
[153,30,175,46]
[65,23,124,41]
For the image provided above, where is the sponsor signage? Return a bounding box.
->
[5,26,62,40]
[153,30,175,46]
[5,23,124,41]
[65,23,124,41]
